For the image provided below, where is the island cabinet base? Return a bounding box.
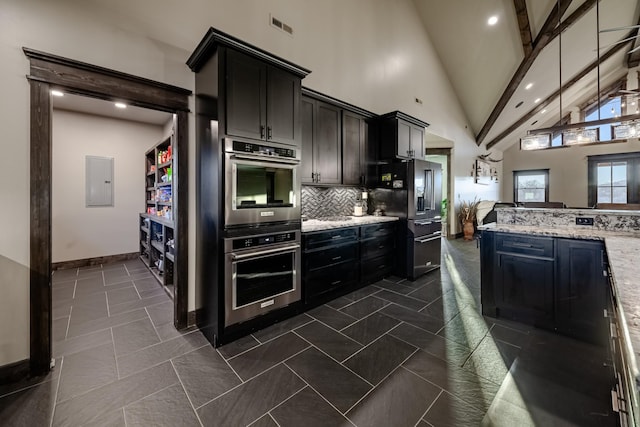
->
[480,231,609,346]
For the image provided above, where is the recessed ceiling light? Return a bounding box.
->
[51,90,64,97]
[534,98,541,103]
[114,102,127,109]
[488,16,498,26]
[541,109,546,114]
[525,83,533,90]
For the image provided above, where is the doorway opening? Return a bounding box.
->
[25,48,191,375]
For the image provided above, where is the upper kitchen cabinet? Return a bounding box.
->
[378,111,429,160]
[301,96,342,184]
[226,49,301,146]
[342,110,375,186]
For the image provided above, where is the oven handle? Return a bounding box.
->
[231,244,300,261]
[415,233,441,243]
[229,153,300,165]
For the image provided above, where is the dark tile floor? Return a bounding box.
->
[0,240,617,426]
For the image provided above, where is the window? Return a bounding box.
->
[588,153,640,207]
[596,161,627,203]
[513,169,549,203]
[585,97,621,142]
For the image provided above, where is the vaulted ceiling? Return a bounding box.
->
[413,0,640,151]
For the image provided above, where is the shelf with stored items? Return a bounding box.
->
[140,213,175,298]
[145,136,174,221]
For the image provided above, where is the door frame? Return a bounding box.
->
[24,48,191,375]
[425,148,452,237]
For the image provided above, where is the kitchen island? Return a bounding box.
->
[480,207,640,426]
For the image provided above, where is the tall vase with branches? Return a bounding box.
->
[458,197,480,241]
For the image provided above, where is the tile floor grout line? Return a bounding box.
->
[49,357,64,427]
[63,307,73,341]
[194,359,302,411]
[216,346,244,383]
[121,407,127,427]
[252,383,307,425]
[302,316,364,348]
[415,388,444,426]
[170,359,205,427]
[284,366,359,427]
[111,327,121,380]
[225,318,314,360]
[65,312,151,342]
[146,306,164,343]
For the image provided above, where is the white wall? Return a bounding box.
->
[52,110,163,263]
[503,138,640,207]
[0,0,500,366]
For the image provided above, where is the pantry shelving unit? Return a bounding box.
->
[140,135,175,299]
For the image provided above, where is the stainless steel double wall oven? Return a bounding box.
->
[223,138,302,327]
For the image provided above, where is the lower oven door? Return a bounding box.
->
[225,243,301,327]
[412,233,441,279]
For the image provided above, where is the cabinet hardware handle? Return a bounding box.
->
[331,280,342,285]
[317,173,321,182]
[260,125,265,139]
[611,390,619,412]
[378,245,385,249]
[331,236,343,240]
[331,256,342,261]
[267,126,272,139]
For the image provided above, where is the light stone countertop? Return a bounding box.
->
[480,222,640,395]
[301,215,399,233]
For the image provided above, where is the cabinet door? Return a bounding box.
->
[314,101,342,184]
[226,50,266,141]
[495,254,554,325]
[397,120,412,159]
[266,66,300,145]
[342,110,365,186]
[410,124,425,159]
[556,239,608,344]
[300,97,315,184]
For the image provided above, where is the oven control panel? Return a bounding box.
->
[233,232,297,250]
[232,141,296,159]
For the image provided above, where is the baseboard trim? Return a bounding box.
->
[188,309,205,328]
[52,252,139,270]
[0,359,30,384]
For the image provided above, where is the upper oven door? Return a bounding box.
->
[225,153,300,227]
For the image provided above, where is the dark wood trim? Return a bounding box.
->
[626,17,640,68]
[30,79,52,376]
[486,35,634,149]
[52,252,139,271]
[513,0,533,56]
[426,148,452,237]
[174,110,189,330]
[0,359,31,384]
[476,0,595,146]
[25,48,191,377]
[301,87,376,118]
[23,48,189,113]
[378,111,430,129]
[186,27,311,77]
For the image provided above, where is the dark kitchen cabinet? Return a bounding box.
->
[481,230,610,344]
[379,111,428,160]
[226,49,300,146]
[300,96,341,184]
[303,227,359,301]
[342,110,370,186]
[556,239,608,345]
[360,222,396,285]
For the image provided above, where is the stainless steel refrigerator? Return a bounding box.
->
[373,159,443,280]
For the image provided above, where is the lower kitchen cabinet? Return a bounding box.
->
[556,238,608,344]
[303,222,397,305]
[481,231,608,344]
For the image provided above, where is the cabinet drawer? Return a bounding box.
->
[361,222,396,239]
[361,253,395,284]
[305,242,359,271]
[361,235,395,260]
[496,234,554,258]
[303,227,358,250]
[305,262,359,299]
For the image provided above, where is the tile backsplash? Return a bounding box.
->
[301,186,368,218]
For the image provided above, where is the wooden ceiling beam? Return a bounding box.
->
[513,0,533,56]
[475,0,601,146]
[485,34,634,150]
[626,16,640,68]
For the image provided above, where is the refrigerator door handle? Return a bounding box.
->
[415,233,441,243]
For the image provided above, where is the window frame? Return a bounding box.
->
[588,153,640,207]
[513,169,549,204]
